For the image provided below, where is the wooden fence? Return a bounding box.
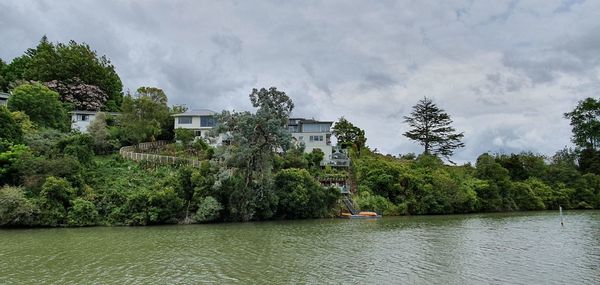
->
[119,141,202,167]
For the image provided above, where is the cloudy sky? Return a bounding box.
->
[1,0,598,162]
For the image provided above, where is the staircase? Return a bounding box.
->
[342,194,358,215]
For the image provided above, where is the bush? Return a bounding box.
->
[0,143,31,186]
[67,198,98,226]
[147,187,184,224]
[195,196,223,223]
[38,177,75,226]
[273,168,340,219]
[355,191,393,214]
[175,128,194,146]
[0,106,23,143]
[0,186,39,226]
[57,133,95,165]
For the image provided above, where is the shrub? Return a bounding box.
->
[38,176,75,226]
[0,106,23,143]
[195,196,223,223]
[274,168,340,219]
[67,198,98,226]
[0,186,39,226]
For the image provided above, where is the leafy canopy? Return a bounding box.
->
[8,82,68,131]
[564,97,600,150]
[332,117,367,153]
[118,87,170,144]
[4,36,123,110]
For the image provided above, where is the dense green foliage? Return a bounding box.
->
[564,97,600,175]
[0,106,23,143]
[353,149,599,215]
[332,117,366,154]
[117,87,171,144]
[8,83,68,131]
[273,168,339,219]
[2,36,123,110]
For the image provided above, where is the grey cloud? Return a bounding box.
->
[554,0,586,13]
[1,0,598,162]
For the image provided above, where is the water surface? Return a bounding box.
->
[1,211,598,284]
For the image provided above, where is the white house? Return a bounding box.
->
[70,110,119,133]
[287,118,334,163]
[172,109,221,143]
[171,109,348,166]
[0,92,9,106]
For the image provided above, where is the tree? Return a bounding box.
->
[564,97,600,150]
[137,86,168,105]
[0,106,23,143]
[215,87,294,221]
[403,97,465,160]
[118,87,170,144]
[44,78,108,111]
[7,83,68,130]
[0,59,8,92]
[87,112,110,153]
[332,117,367,154]
[5,36,123,110]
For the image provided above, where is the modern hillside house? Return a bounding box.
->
[0,92,9,106]
[171,109,348,166]
[70,110,119,133]
[172,108,218,141]
[288,118,334,163]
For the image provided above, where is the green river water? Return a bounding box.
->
[1,211,598,284]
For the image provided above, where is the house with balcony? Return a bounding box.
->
[288,118,349,167]
[172,109,220,143]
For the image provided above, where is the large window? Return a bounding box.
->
[200,116,215,127]
[178,116,192,124]
[302,123,331,133]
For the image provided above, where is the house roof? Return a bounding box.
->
[0,92,10,99]
[172,109,217,117]
[288,117,333,124]
[69,110,120,116]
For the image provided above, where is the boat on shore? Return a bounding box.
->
[340,211,381,219]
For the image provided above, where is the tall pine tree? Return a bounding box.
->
[403,97,465,160]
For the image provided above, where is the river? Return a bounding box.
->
[1,211,598,284]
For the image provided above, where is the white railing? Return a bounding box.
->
[119,141,202,167]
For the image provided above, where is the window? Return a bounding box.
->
[79,114,89,121]
[194,130,203,137]
[302,123,331,133]
[200,116,215,127]
[309,135,323,142]
[178,116,192,124]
